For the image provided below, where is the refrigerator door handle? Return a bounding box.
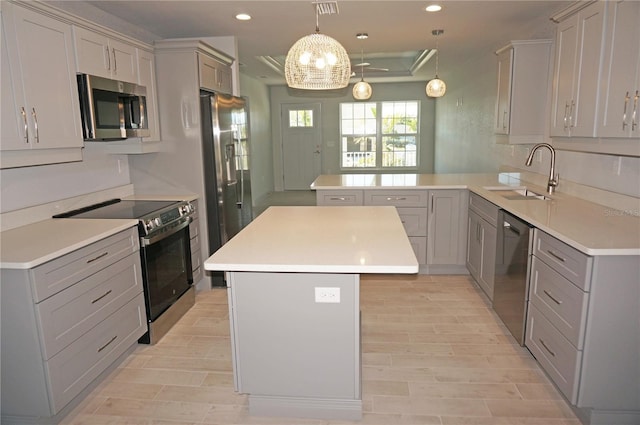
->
[237,142,244,208]
[225,143,237,185]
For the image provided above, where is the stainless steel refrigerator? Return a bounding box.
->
[200,91,253,286]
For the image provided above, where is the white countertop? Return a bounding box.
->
[311,173,640,256]
[204,206,419,274]
[0,218,138,269]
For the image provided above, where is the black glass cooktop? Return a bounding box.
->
[53,199,179,219]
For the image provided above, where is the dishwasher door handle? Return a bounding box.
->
[503,221,521,236]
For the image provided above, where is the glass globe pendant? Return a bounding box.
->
[353,79,372,100]
[426,29,446,98]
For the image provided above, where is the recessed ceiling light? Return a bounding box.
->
[356,33,368,40]
[235,13,251,21]
[425,4,442,12]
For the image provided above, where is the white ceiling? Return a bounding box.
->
[68,1,571,85]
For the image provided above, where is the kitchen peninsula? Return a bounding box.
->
[203,206,418,420]
[311,172,640,425]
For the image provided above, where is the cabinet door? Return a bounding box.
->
[109,37,138,83]
[5,4,82,150]
[466,212,482,281]
[1,8,28,151]
[74,26,111,79]
[199,53,220,92]
[598,0,640,138]
[570,2,605,137]
[550,15,579,137]
[550,2,605,138]
[495,47,512,135]
[137,49,160,141]
[216,62,233,94]
[427,190,467,266]
[479,219,497,300]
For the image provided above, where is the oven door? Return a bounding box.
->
[140,219,193,322]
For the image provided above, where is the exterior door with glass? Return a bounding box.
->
[281,103,322,190]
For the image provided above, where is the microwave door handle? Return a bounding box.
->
[118,101,126,137]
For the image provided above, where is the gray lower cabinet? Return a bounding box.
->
[526,229,640,425]
[363,190,428,265]
[426,190,468,268]
[227,271,361,420]
[466,193,499,300]
[1,227,147,424]
[315,189,468,272]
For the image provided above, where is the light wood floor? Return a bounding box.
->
[62,274,580,425]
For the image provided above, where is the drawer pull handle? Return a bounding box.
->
[86,252,109,264]
[539,338,556,357]
[329,197,347,201]
[386,197,407,201]
[546,250,566,262]
[97,335,117,353]
[543,290,562,305]
[91,289,113,304]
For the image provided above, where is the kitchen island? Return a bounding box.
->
[203,206,418,420]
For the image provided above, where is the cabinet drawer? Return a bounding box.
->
[47,294,146,413]
[397,208,427,237]
[364,190,428,207]
[191,247,202,283]
[529,256,588,349]
[532,230,592,290]
[469,192,499,226]
[31,227,139,302]
[408,236,426,264]
[316,190,363,206]
[526,304,582,403]
[189,217,199,239]
[36,253,143,360]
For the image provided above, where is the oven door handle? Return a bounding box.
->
[141,217,192,246]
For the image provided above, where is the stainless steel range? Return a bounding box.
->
[54,198,195,344]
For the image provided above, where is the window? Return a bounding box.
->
[289,109,314,127]
[340,101,419,169]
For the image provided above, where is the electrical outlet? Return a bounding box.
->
[315,287,340,303]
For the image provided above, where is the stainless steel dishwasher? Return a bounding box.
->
[493,210,533,345]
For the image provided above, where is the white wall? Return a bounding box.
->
[239,73,274,205]
[0,145,130,213]
[269,82,436,191]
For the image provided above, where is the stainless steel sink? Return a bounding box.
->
[484,187,551,201]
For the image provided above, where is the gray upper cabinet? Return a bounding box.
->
[199,51,233,94]
[597,0,640,139]
[0,1,83,169]
[73,25,138,84]
[549,1,605,138]
[550,0,640,156]
[494,40,552,144]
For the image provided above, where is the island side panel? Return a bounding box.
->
[227,271,361,400]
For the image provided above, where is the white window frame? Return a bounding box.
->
[339,101,420,170]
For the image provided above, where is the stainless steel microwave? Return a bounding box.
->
[77,74,150,140]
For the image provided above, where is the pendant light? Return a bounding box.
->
[426,29,446,98]
[284,2,351,90]
[353,34,372,100]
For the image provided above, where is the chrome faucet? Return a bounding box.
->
[525,143,559,194]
